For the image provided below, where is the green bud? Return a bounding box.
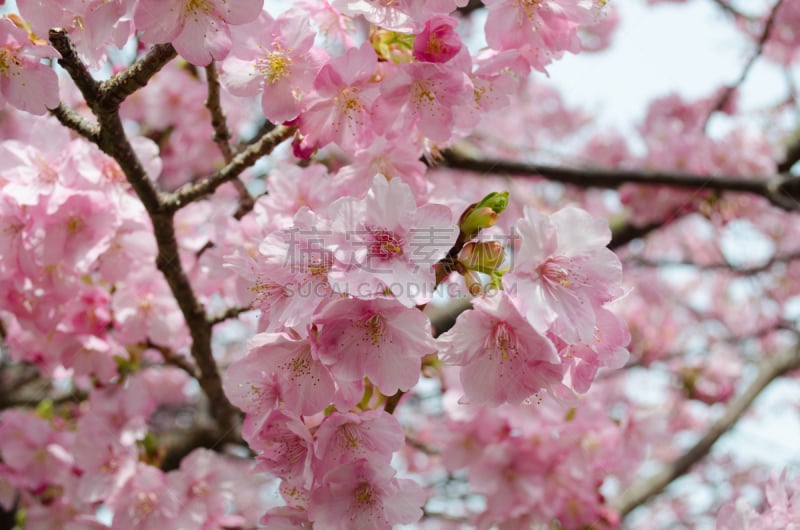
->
[477,191,510,214]
[35,398,54,420]
[370,29,415,64]
[459,191,509,237]
[458,241,506,273]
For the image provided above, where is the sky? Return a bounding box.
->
[547,0,794,135]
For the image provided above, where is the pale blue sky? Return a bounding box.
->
[547,0,795,135]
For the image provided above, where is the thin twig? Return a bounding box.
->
[208,306,251,326]
[203,62,255,216]
[703,0,785,128]
[384,390,405,414]
[613,345,800,519]
[165,125,296,211]
[145,339,200,378]
[49,103,100,142]
[710,0,750,20]
[204,62,234,161]
[100,43,177,110]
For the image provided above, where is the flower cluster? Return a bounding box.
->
[717,470,800,529]
[12,0,790,528]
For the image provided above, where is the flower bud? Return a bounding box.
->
[459,191,509,237]
[458,241,506,272]
[370,29,415,64]
[413,16,462,63]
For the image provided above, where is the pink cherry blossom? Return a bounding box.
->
[245,408,314,486]
[247,207,337,333]
[111,268,188,350]
[109,464,180,530]
[504,205,624,344]
[717,469,800,529]
[438,291,563,406]
[72,436,137,504]
[0,17,59,115]
[298,43,381,153]
[376,61,473,143]
[222,10,325,123]
[0,410,73,491]
[223,331,336,418]
[313,410,405,474]
[18,0,134,65]
[413,16,463,63]
[134,0,264,66]
[556,305,630,394]
[260,506,314,529]
[308,460,426,530]
[336,134,431,200]
[331,0,412,31]
[483,0,603,66]
[311,296,436,394]
[167,449,239,529]
[326,174,457,306]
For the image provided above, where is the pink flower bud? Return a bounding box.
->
[458,241,506,271]
[413,16,462,63]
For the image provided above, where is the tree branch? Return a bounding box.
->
[49,103,100,142]
[438,150,800,212]
[49,31,238,433]
[145,339,199,379]
[208,306,251,327]
[610,222,663,250]
[165,124,296,211]
[203,62,254,217]
[628,250,800,275]
[99,43,177,110]
[204,62,234,161]
[48,29,101,104]
[613,345,800,519]
[704,0,784,127]
[778,134,800,173]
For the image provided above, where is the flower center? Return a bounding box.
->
[411,80,437,110]
[0,48,21,76]
[256,46,293,84]
[361,314,387,346]
[134,491,158,520]
[184,0,213,15]
[537,256,573,288]
[336,87,365,121]
[355,482,377,506]
[369,229,403,260]
[489,322,518,361]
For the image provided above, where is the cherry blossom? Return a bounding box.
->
[0,1,798,529]
[504,205,624,344]
[134,0,264,66]
[308,460,426,530]
[311,296,437,395]
[223,331,336,418]
[326,174,457,306]
[0,17,59,114]
[222,10,325,123]
[438,291,563,405]
[298,43,381,152]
